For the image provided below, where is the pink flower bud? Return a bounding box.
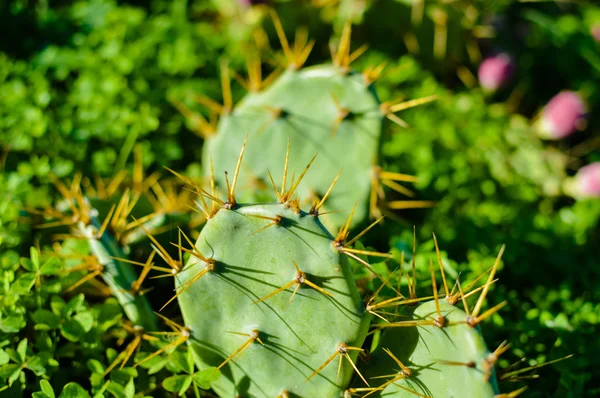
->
[566,163,600,198]
[592,24,600,42]
[538,91,586,139]
[478,53,514,92]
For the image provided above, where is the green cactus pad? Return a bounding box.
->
[366,299,499,397]
[202,64,382,229]
[81,222,158,331]
[176,203,371,397]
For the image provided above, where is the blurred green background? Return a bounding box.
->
[1,0,599,397]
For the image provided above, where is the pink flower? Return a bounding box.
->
[566,163,600,198]
[478,53,514,91]
[538,91,586,139]
[592,24,600,42]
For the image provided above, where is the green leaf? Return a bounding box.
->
[40,258,62,275]
[106,382,126,398]
[50,296,66,315]
[26,354,50,376]
[60,319,85,342]
[0,363,19,379]
[87,359,105,375]
[0,350,9,365]
[30,247,40,270]
[0,313,26,333]
[178,376,192,396]
[73,311,94,333]
[11,272,36,294]
[192,368,221,389]
[124,377,135,398]
[58,382,91,398]
[16,338,27,362]
[64,294,85,315]
[32,309,61,330]
[162,375,189,393]
[168,351,189,373]
[20,257,34,272]
[0,364,21,386]
[40,380,55,398]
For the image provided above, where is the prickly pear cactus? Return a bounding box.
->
[170,140,380,397]
[183,19,436,230]
[366,300,501,397]
[203,65,382,230]
[358,246,507,398]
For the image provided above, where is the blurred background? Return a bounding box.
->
[1,0,599,397]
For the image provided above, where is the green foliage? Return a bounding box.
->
[0,0,599,396]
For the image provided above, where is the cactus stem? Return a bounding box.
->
[471,245,505,319]
[216,330,264,371]
[306,343,367,386]
[254,260,334,305]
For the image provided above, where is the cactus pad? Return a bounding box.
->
[367,299,501,397]
[176,201,371,397]
[203,63,383,229]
